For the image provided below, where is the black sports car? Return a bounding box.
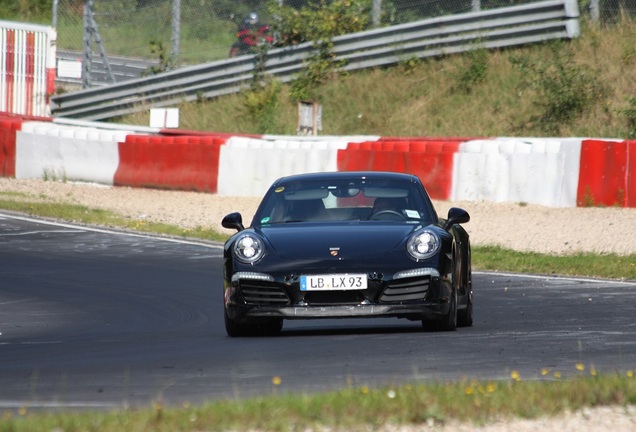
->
[222,171,472,336]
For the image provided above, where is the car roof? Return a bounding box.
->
[272,171,421,185]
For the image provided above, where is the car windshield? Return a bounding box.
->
[253,177,436,225]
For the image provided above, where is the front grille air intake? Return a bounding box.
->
[240,282,290,305]
[380,277,430,303]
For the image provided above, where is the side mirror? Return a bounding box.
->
[222,212,244,232]
[443,207,470,231]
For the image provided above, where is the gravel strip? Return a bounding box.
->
[2,178,635,256]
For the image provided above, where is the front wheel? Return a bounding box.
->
[224,308,250,337]
[458,273,473,327]
[439,290,457,331]
[457,295,473,327]
[224,308,283,337]
[423,292,457,332]
[458,247,473,327]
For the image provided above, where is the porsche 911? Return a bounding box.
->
[222,171,472,336]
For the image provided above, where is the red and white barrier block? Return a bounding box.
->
[0,114,634,208]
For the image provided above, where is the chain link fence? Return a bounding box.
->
[54,0,636,66]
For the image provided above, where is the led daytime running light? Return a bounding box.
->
[232,272,274,282]
[394,268,440,280]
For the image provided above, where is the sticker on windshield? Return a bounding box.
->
[261,216,271,223]
[405,209,420,218]
[275,187,285,193]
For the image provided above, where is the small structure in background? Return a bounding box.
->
[56,58,82,81]
[149,108,179,128]
[0,20,57,117]
[297,101,322,136]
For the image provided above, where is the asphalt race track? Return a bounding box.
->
[1,213,635,411]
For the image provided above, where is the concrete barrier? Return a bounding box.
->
[0,114,24,177]
[452,138,583,207]
[2,114,634,208]
[15,121,127,184]
[114,134,226,192]
[217,136,368,196]
[577,139,635,207]
[337,139,465,200]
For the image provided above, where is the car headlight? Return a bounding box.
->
[407,229,440,260]
[233,234,265,263]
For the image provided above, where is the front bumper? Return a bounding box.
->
[224,267,452,323]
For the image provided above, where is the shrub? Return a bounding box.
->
[622,97,636,139]
[453,46,489,94]
[510,42,607,135]
[269,0,371,101]
[243,78,282,134]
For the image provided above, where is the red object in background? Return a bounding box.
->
[0,115,25,177]
[577,139,635,207]
[229,25,274,57]
[114,134,226,193]
[338,139,463,200]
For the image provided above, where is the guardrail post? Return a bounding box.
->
[82,0,92,88]
[171,0,181,64]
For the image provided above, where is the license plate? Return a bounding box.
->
[300,274,367,291]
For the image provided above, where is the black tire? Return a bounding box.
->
[422,291,457,332]
[224,308,250,337]
[457,295,473,327]
[458,247,473,327]
[224,308,283,337]
[424,249,460,332]
[439,290,458,331]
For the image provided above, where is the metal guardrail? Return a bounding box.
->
[51,0,580,121]
[56,50,159,87]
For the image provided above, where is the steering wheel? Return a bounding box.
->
[370,210,405,221]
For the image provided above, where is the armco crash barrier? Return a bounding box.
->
[577,139,636,207]
[114,134,226,193]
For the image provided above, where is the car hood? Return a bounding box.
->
[256,223,421,260]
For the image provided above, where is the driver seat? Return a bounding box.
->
[286,199,328,221]
[372,197,404,213]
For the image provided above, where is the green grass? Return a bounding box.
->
[0,199,227,243]
[3,373,635,431]
[474,245,636,281]
[114,18,636,139]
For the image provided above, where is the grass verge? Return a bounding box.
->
[0,198,228,243]
[3,373,636,431]
[473,245,636,281]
